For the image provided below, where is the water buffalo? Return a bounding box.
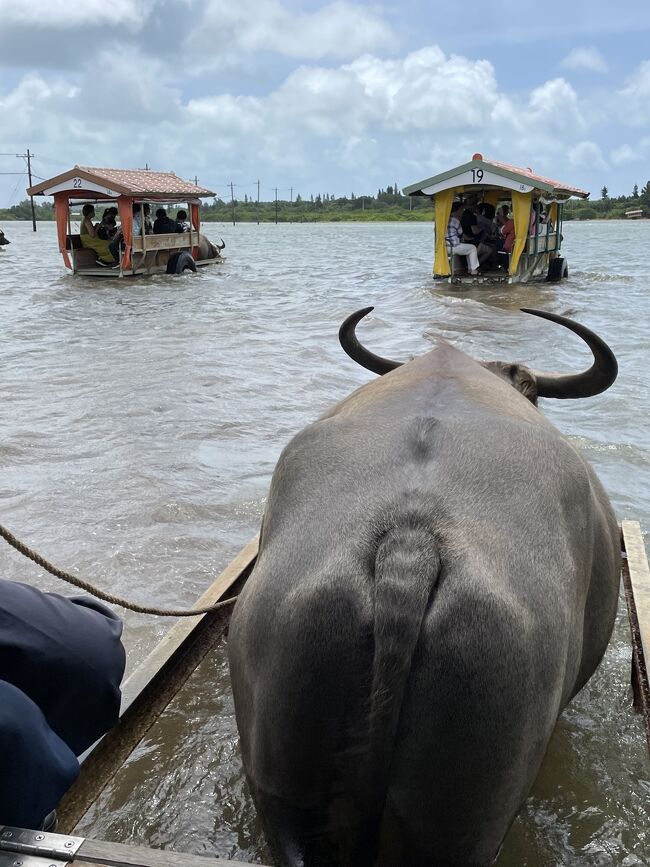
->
[0,229,10,246]
[197,234,225,261]
[228,307,620,867]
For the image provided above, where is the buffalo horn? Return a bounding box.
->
[218,238,226,250]
[521,308,618,399]
[339,307,402,375]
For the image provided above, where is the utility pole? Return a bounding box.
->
[17,149,37,231]
[194,175,198,186]
[257,179,260,225]
[230,181,235,226]
[274,187,278,224]
[290,187,293,203]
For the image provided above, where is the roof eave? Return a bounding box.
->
[27,166,131,197]
[27,166,214,198]
[402,158,567,197]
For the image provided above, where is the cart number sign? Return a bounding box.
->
[469,169,530,192]
[73,178,82,188]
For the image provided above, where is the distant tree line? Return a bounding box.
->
[0,200,57,221]
[200,186,432,222]
[563,181,650,220]
[3,181,650,223]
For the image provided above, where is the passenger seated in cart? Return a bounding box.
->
[101,207,119,236]
[80,203,97,238]
[80,204,119,266]
[501,213,516,254]
[0,578,126,829]
[153,208,177,234]
[96,212,117,241]
[175,210,190,232]
[541,206,554,230]
[461,202,482,245]
[446,200,480,276]
[496,203,510,228]
[476,202,501,268]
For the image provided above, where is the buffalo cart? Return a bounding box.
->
[26,167,224,278]
[403,153,588,286]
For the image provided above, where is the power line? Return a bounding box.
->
[7,173,25,205]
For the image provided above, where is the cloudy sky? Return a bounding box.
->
[2,0,650,206]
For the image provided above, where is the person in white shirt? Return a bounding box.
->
[445,201,480,275]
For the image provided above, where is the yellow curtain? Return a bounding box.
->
[509,190,532,275]
[482,190,500,207]
[433,188,455,276]
[548,202,558,224]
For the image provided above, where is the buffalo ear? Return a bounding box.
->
[482,361,538,404]
[509,364,538,404]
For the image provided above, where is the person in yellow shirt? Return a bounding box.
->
[80,204,118,265]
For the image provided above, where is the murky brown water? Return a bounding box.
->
[1,220,648,864]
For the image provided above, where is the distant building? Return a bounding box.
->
[625,208,644,219]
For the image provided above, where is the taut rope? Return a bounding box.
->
[0,523,238,617]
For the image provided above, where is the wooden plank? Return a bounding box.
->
[57,536,259,832]
[132,235,192,253]
[621,520,650,755]
[76,838,271,867]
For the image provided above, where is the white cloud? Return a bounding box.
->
[75,46,182,123]
[186,94,266,135]
[0,52,595,191]
[353,50,500,131]
[183,0,395,69]
[568,141,607,171]
[184,0,395,70]
[611,144,640,165]
[526,78,585,130]
[561,46,608,73]
[0,73,79,138]
[617,60,650,126]
[271,48,500,139]
[0,0,155,29]
[488,78,586,163]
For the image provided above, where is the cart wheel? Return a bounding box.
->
[546,257,567,282]
[175,252,197,273]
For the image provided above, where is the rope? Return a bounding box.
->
[0,523,238,617]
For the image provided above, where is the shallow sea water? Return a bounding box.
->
[0,219,648,864]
